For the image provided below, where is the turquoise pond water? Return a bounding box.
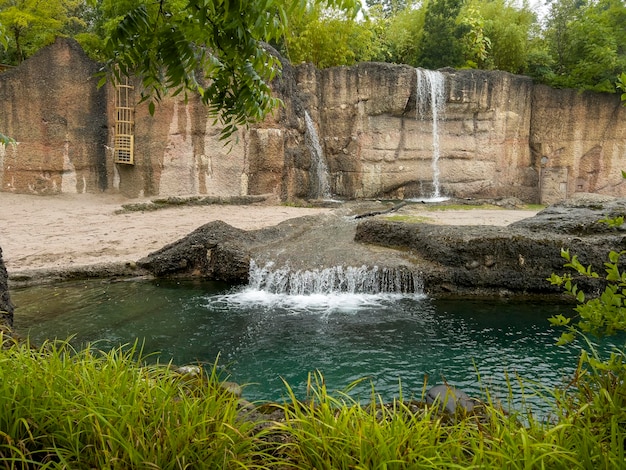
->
[10,278,622,411]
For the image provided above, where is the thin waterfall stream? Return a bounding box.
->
[414,68,448,202]
[304,111,332,200]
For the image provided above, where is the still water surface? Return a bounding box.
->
[10,279,612,410]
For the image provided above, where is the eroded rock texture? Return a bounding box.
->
[0,39,107,194]
[355,199,626,296]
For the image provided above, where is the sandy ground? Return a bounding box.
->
[0,193,539,276]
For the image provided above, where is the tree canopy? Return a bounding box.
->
[0,0,624,140]
[0,0,86,64]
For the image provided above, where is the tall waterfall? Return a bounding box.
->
[415,68,447,201]
[304,111,332,200]
[248,260,421,295]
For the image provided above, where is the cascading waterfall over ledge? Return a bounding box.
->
[247,260,422,295]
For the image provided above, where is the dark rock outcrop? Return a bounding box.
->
[355,199,626,296]
[136,221,256,283]
[0,246,14,327]
[509,197,626,235]
[136,198,626,297]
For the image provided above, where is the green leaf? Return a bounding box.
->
[0,133,15,145]
[548,314,571,326]
[556,332,576,346]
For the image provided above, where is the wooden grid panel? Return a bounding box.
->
[114,80,135,165]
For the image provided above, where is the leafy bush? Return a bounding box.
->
[547,216,626,467]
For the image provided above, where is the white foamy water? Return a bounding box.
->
[248,260,422,295]
[214,290,422,313]
[209,260,425,313]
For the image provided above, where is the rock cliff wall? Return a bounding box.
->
[1,38,625,203]
[0,39,107,194]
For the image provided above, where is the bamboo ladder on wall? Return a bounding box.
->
[113,75,134,164]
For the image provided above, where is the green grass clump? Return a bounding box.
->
[383,214,435,223]
[0,339,270,469]
[272,373,583,469]
[1,335,625,469]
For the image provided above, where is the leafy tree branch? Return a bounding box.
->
[102,0,360,141]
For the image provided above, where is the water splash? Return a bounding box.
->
[217,260,425,312]
[304,111,332,200]
[414,68,448,202]
[249,260,421,295]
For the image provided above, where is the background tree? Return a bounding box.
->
[282,3,378,68]
[417,0,465,69]
[370,0,427,66]
[0,0,85,64]
[469,0,535,73]
[539,0,626,91]
[458,5,491,69]
[365,0,409,17]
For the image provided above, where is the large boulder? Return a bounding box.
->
[136,221,255,283]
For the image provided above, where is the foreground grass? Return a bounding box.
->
[0,337,624,469]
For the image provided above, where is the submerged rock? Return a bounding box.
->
[426,384,477,414]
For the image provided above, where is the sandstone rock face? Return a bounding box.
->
[531,86,626,204]
[290,65,537,201]
[0,39,107,194]
[1,39,625,203]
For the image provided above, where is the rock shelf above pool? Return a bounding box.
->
[136,197,626,298]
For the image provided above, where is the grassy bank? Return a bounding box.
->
[0,336,624,469]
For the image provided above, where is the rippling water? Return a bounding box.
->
[11,279,619,411]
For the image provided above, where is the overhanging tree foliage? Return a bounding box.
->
[103,0,360,141]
